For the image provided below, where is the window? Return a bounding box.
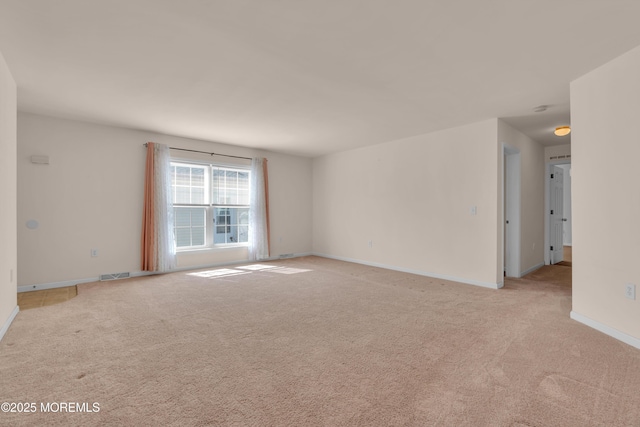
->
[212,168,249,244]
[170,162,250,250]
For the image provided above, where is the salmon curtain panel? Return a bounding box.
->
[141,142,176,272]
[249,157,270,260]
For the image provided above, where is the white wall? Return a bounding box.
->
[498,120,545,275]
[17,113,312,287]
[544,144,571,162]
[571,44,640,342]
[0,51,18,338]
[313,119,501,288]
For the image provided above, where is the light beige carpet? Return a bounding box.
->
[1,257,639,426]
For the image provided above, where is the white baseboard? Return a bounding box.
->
[171,252,313,273]
[0,306,19,342]
[17,252,314,293]
[18,277,102,293]
[312,253,501,290]
[570,311,640,350]
[521,262,544,277]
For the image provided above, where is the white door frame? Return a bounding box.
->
[502,143,521,278]
[544,159,571,265]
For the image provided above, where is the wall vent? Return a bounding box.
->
[279,253,294,259]
[548,154,571,161]
[100,272,131,281]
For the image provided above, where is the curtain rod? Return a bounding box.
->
[143,143,252,161]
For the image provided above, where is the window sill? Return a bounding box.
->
[176,244,248,254]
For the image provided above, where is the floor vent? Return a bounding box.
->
[100,272,131,281]
[279,253,294,259]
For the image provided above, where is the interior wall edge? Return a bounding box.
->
[312,253,502,290]
[520,262,544,278]
[0,306,19,343]
[570,311,640,350]
[17,252,315,293]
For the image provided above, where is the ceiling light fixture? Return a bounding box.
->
[554,126,571,136]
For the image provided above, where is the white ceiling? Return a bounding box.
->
[1,1,640,157]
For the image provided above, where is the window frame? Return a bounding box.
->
[170,160,251,251]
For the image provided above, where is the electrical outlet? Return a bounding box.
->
[625,284,636,300]
[368,240,373,248]
[91,249,98,257]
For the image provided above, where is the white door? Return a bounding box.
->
[504,150,520,277]
[549,166,564,264]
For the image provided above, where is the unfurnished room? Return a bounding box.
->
[1,1,640,426]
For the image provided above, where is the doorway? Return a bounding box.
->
[545,161,572,265]
[503,144,521,277]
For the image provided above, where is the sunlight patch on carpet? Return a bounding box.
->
[187,264,312,279]
[237,264,279,271]
[188,269,250,278]
[270,267,312,275]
